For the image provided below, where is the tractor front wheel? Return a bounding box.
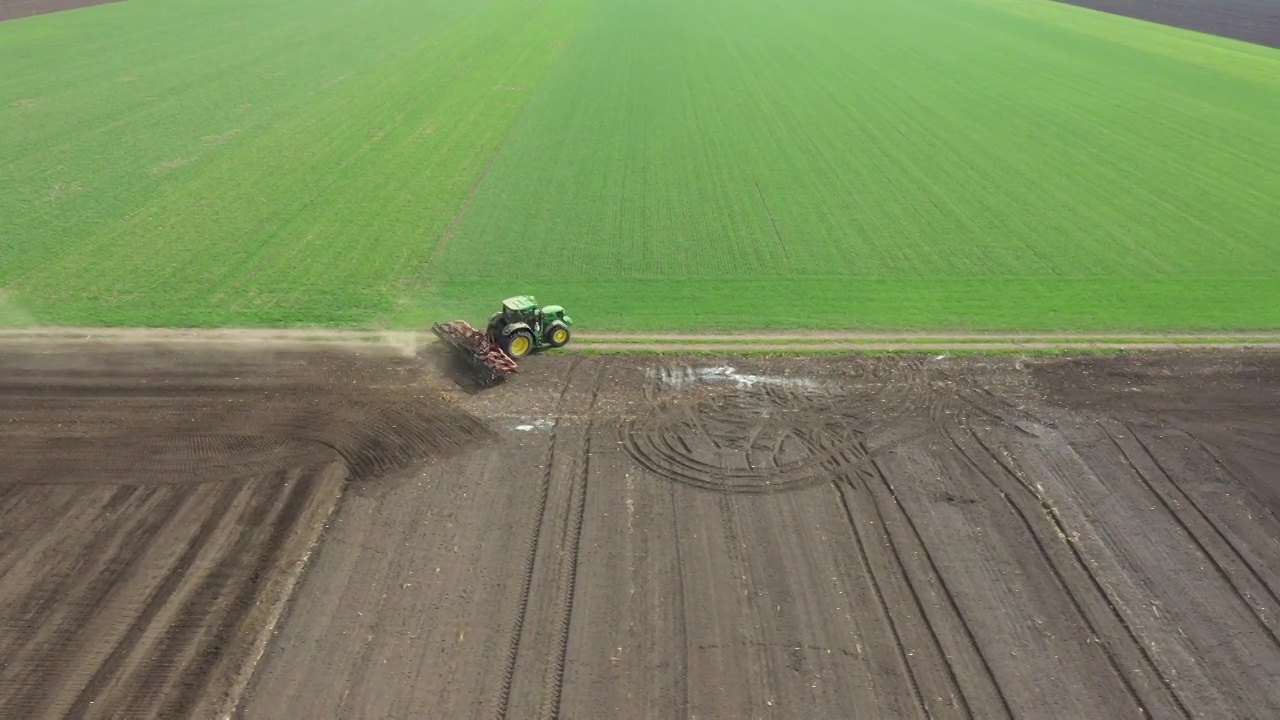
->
[504,328,535,358]
[545,322,571,348]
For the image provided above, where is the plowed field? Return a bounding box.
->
[0,344,490,718]
[0,0,123,23]
[1051,0,1280,49]
[3,342,1279,718]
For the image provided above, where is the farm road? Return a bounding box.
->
[2,326,1278,354]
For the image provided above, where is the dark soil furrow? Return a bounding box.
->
[1109,423,1280,644]
[120,479,278,718]
[943,430,1158,716]
[541,365,604,718]
[668,484,690,718]
[0,485,150,661]
[158,469,319,718]
[494,357,580,720]
[63,482,245,718]
[835,481,930,718]
[0,485,171,718]
[867,458,1015,719]
[967,429,1191,717]
[858,463,973,719]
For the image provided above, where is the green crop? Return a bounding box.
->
[2,0,1277,332]
[0,0,588,326]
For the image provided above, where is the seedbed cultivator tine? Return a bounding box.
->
[431,321,518,386]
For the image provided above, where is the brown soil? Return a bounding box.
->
[243,347,1280,718]
[0,0,125,22]
[0,342,490,719]
[3,340,1279,718]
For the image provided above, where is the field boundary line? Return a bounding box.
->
[1,327,1277,355]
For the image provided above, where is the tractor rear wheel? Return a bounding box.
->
[504,328,535,358]
[545,322,571,348]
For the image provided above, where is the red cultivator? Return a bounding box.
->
[431,321,519,386]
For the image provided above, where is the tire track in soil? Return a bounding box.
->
[540,363,602,719]
[717,493,780,712]
[862,459,1015,719]
[621,381,859,496]
[946,428,1188,718]
[1152,425,1280,594]
[834,479,929,718]
[846,464,974,719]
[494,357,582,720]
[1100,421,1280,647]
[1187,432,1280,518]
[0,485,146,629]
[668,483,690,719]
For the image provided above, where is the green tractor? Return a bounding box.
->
[485,295,573,359]
[432,295,573,386]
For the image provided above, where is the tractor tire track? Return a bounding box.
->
[495,357,582,720]
[834,479,930,718]
[963,428,1192,718]
[717,493,780,712]
[942,430,1164,717]
[1100,422,1280,647]
[854,463,973,719]
[668,483,690,720]
[58,481,243,719]
[0,485,180,718]
[540,362,602,719]
[865,459,1015,719]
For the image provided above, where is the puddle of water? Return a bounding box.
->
[514,418,556,432]
[648,366,823,391]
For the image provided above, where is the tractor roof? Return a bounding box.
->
[502,295,537,312]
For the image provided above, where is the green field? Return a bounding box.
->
[1,0,1277,331]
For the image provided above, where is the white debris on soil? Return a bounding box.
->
[648,365,823,391]
[514,418,556,432]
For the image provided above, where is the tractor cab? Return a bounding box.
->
[499,295,538,324]
[486,295,574,359]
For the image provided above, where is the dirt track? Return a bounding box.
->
[3,342,1279,718]
[2,325,1277,354]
